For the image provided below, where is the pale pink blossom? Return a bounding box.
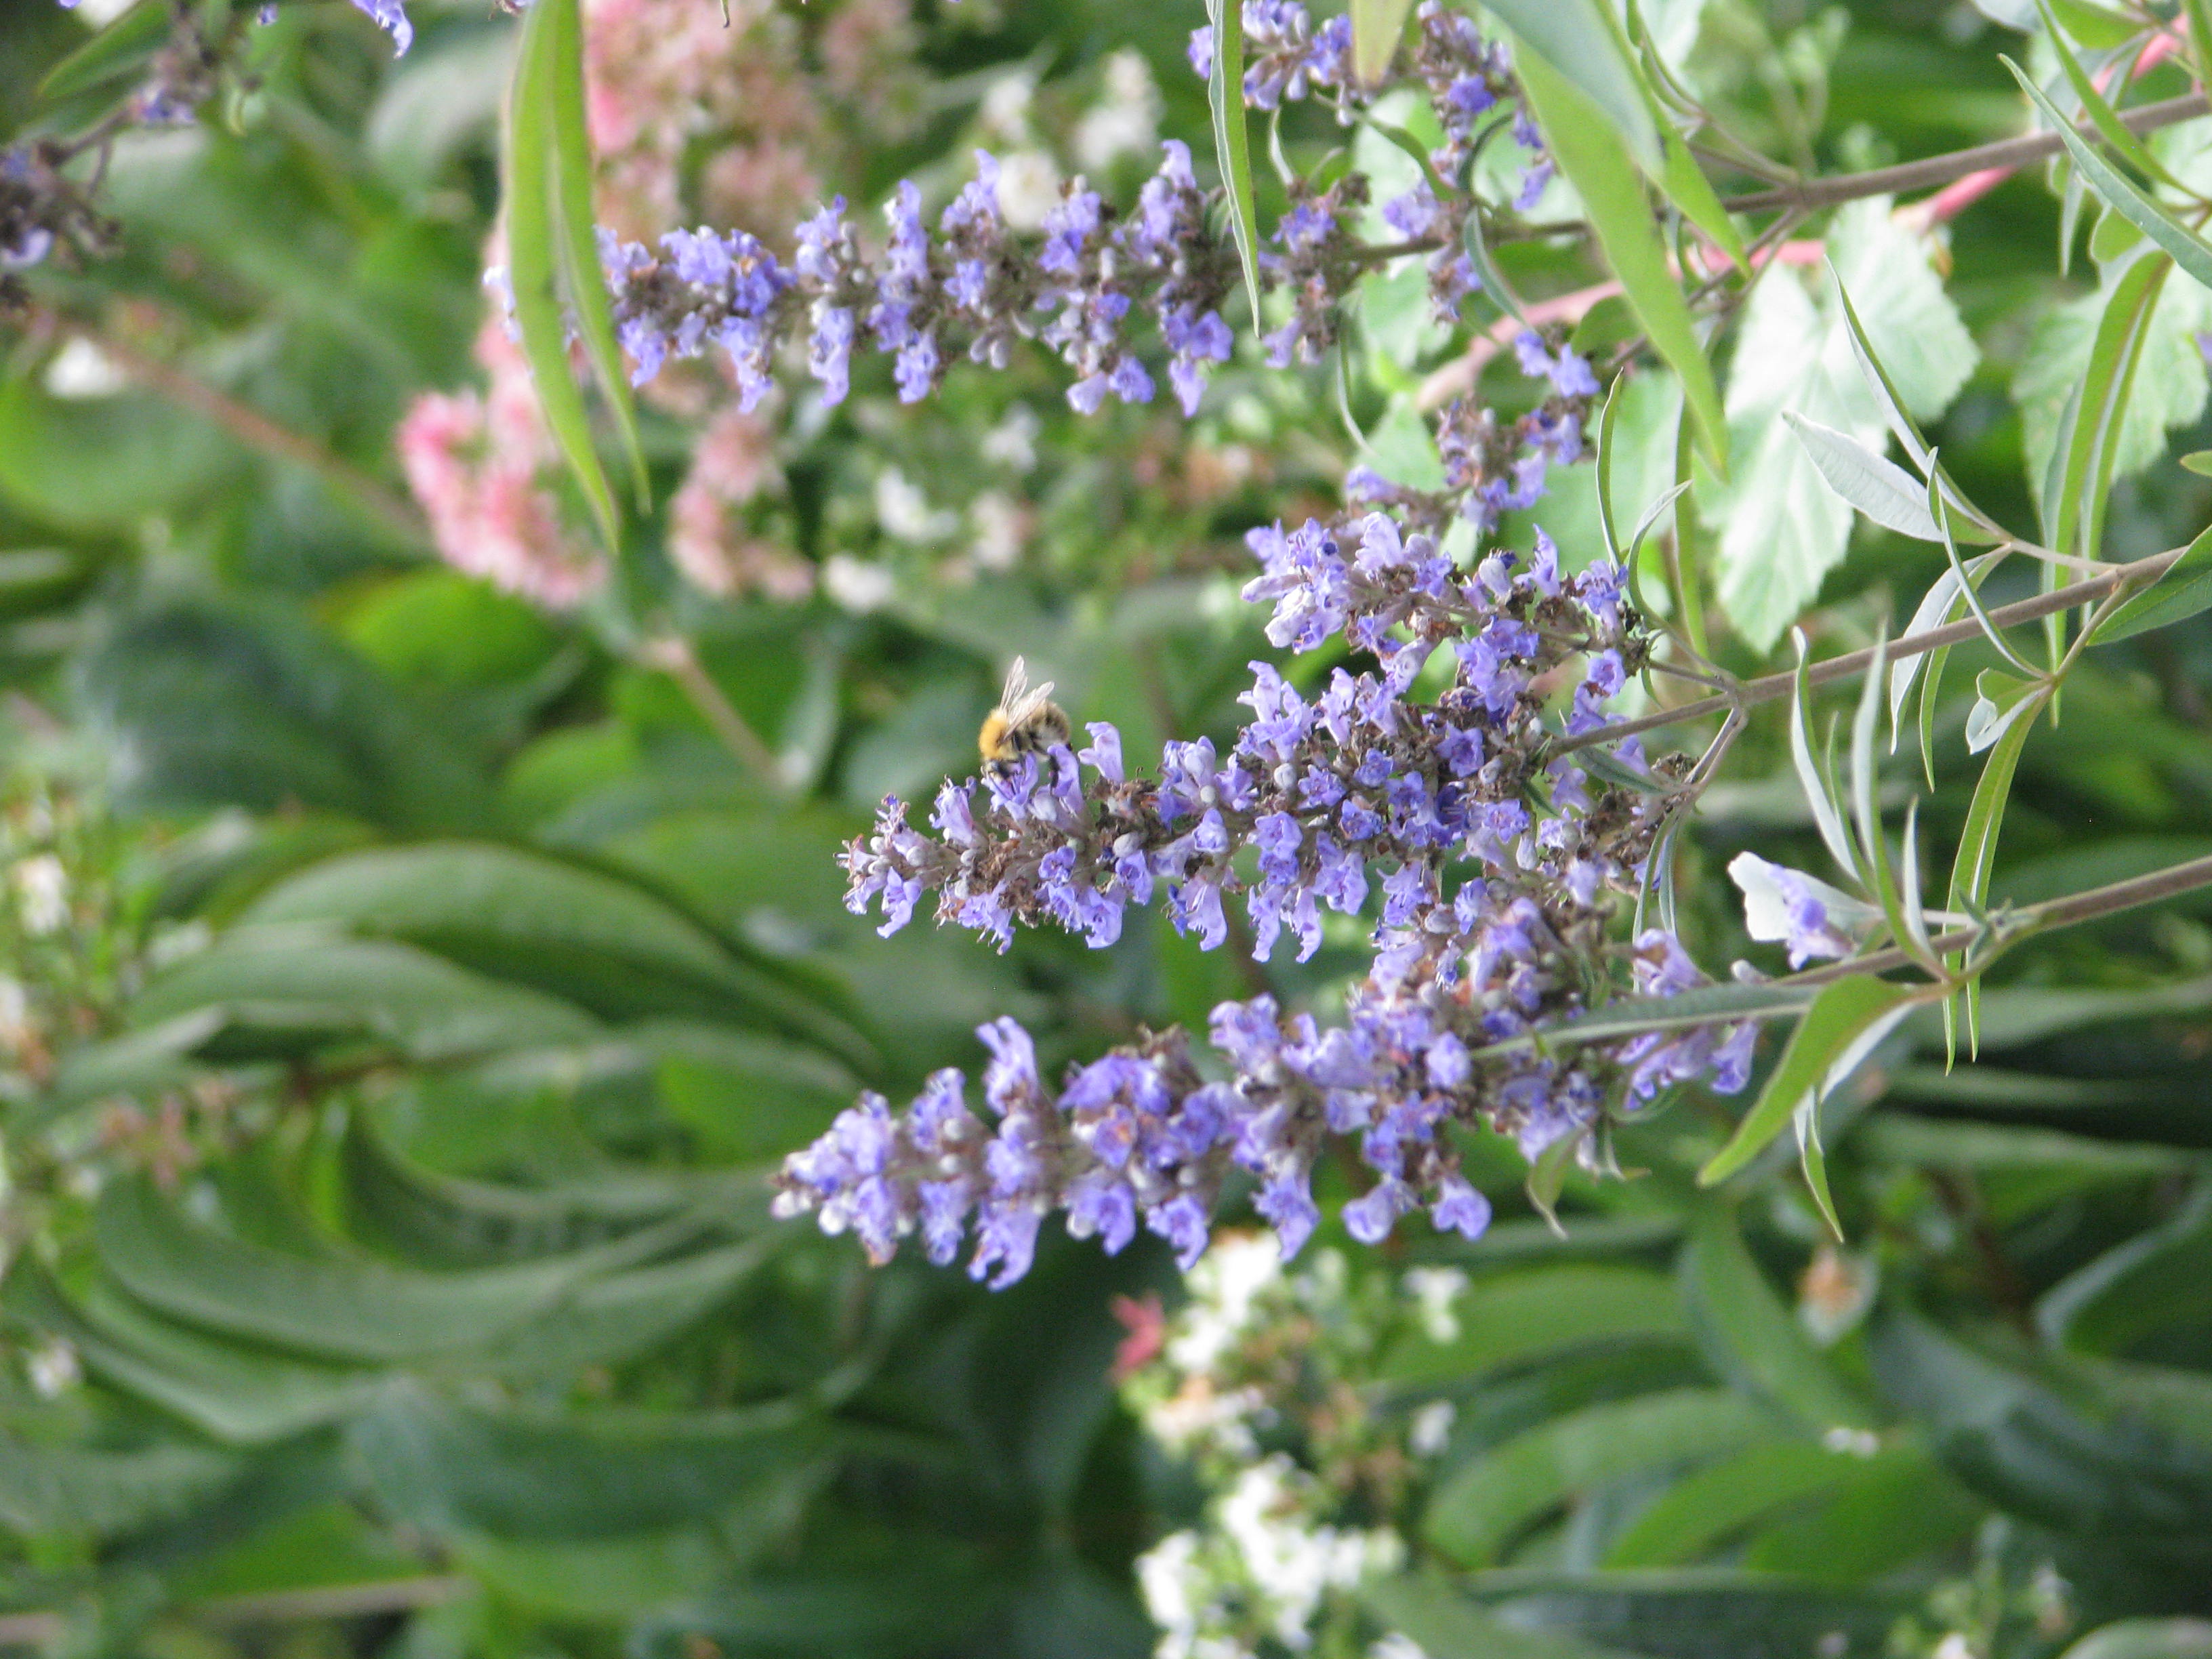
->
[396,320,606,610]
[666,404,813,601]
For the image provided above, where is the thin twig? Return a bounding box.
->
[640,635,784,785]
[1549,544,2189,760]
[50,317,430,545]
[1719,89,2210,214]
[1788,853,2212,988]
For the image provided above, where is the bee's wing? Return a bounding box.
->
[1000,656,1054,721]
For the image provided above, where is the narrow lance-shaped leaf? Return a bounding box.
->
[2031,0,2187,194]
[504,0,620,548]
[1698,975,1916,1189]
[1929,453,2039,677]
[1351,0,1418,87]
[1481,0,1661,171]
[2089,524,2212,644]
[37,0,167,102]
[2004,58,2212,295]
[1208,0,1266,328]
[1784,412,1942,540]
[543,0,649,507]
[1789,630,1860,881]
[2187,0,2212,89]
[1512,43,1727,468]
[1946,679,2053,1058]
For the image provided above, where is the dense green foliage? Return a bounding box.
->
[5,0,2212,1657]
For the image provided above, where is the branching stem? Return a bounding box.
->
[1549,544,2188,760]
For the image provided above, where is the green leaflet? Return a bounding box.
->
[1698,975,1917,1189]
[348,1390,828,1541]
[91,1175,656,1364]
[1480,0,1660,173]
[2005,60,2212,299]
[1378,1265,1687,1385]
[1680,1209,1871,1431]
[1783,412,1942,541]
[1946,678,2053,1057]
[37,0,167,101]
[1364,1576,1637,1659]
[504,0,620,548]
[0,1430,241,1539]
[1351,0,1419,86]
[2089,525,2212,645]
[1207,0,1265,327]
[1511,45,1725,469]
[2060,1620,2212,1659]
[1425,1387,1771,1565]
[1601,1441,1855,1568]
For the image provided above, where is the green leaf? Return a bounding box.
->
[1512,45,1725,468]
[2061,1620,2212,1659]
[540,0,647,508]
[1869,1308,2212,1539]
[18,1267,386,1444]
[1963,667,2045,756]
[2182,450,2212,476]
[1659,125,1748,272]
[1946,679,2051,1054]
[1473,1570,1915,1659]
[2005,60,2212,297]
[1703,213,1977,649]
[1351,0,1419,86]
[1481,0,1661,173]
[1680,1210,1872,1430]
[1207,0,1265,328]
[2038,1189,2212,1360]
[504,0,619,548]
[1363,1576,1638,1659]
[92,1175,636,1364]
[1738,1443,1982,1582]
[1601,1441,1855,1568]
[1544,980,1818,1046]
[2031,1,2186,193]
[76,595,495,834]
[0,1431,241,1540]
[2043,249,2170,562]
[1425,1388,1771,1565]
[348,1391,826,1540]
[1783,413,1941,539]
[37,0,167,102]
[125,933,602,1062]
[1788,632,1860,881]
[239,842,872,1063]
[1698,976,1917,1189]
[1379,1266,1687,1386]
[2089,526,2212,644]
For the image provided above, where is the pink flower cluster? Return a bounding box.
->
[395,320,607,611]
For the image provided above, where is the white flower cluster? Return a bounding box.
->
[1122,1233,1460,1659]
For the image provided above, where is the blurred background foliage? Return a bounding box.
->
[3,0,2212,1656]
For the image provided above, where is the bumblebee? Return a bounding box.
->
[979,656,1071,777]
